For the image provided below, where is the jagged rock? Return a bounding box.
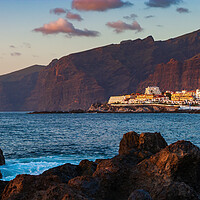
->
[91,153,144,199]
[79,160,97,176]
[42,163,80,183]
[128,140,200,200]
[0,181,9,199]
[88,104,180,113]
[0,148,5,179]
[0,148,5,166]
[119,131,139,155]
[138,132,168,154]
[119,131,168,155]
[68,176,99,198]
[128,189,152,200]
[1,174,88,200]
[1,132,200,200]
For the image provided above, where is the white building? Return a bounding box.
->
[108,96,125,104]
[196,89,200,99]
[145,86,161,95]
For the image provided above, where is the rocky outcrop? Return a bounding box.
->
[128,140,200,199]
[119,131,168,155]
[1,131,200,200]
[0,148,5,179]
[0,148,5,166]
[1,30,200,111]
[128,189,152,200]
[88,103,179,113]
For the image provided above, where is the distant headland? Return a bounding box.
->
[29,86,200,114]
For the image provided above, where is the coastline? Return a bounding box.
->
[28,104,200,114]
[0,131,199,199]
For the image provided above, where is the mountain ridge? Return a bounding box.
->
[1,29,200,111]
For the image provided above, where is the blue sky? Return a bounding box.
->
[0,0,199,75]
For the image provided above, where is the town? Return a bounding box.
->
[108,86,200,106]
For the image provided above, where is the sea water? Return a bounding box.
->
[0,112,199,181]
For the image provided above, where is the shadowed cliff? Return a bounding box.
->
[1,29,200,111]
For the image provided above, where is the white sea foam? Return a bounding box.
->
[0,155,100,181]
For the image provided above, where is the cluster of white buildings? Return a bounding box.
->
[108,86,200,106]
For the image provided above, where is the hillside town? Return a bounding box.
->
[108,86,200,106]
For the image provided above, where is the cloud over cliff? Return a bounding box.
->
[33,18,99,37]
[176,7,189,13]
[145,0,182,8]
[50,8,66,15]
[106,20,143,33]
[72,0,132,11]
[66,12,83,21]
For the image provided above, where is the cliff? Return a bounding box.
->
[1,29,200,111]
[138,54,200,92]
[0,65,45,111]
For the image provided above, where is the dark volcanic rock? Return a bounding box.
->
[128,140,200,200]
[0,148,5,166]
[88,103,179,113]
[68,176,99,198]
[1,174,88,200]
[0,148,5,179]
[119,131,168,155]
[79,160,97,176]
[42,163,80,183]
[0,181,9,199]
[1,132,200,200]
[128,189,152,200]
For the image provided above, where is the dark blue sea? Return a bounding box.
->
[0,112,199,181]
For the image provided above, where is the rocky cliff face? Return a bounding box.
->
[0,65,44,111]
[1,30,200,111]
[138,54,200,92]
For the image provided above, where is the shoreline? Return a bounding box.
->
[28,104,200,114]
[0,131,199,199]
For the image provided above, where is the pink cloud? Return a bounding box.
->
[66,11,83,21]
[50,8,66,15]
[11,52,21,56]
[176,7,189,13]
[9,45,16,48]
[33,18,99,37]
[106,20,143,33]
[145,0,182,8]
[72,0,132,11]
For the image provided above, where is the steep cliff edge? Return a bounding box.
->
[138,54,200,92]
[0,65,45,111]
[1,30,200,111]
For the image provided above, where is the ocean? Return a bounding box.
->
[0,112,199,181]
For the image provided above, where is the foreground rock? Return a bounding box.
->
[0,148,5,179]
[0,148,5,166]
[1,132,200,200]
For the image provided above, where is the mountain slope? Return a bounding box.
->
[138,54,200,92]
[0,65,45,111]
[1,29,200,111]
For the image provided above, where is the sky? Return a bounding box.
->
[0,0,199,75]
